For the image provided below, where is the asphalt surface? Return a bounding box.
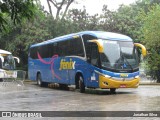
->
[0,81,159,120]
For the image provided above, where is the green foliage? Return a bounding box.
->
[2,0,160,82]
[0,0,37,31]
[140,4,160,82]
[1,9,52,66]
[100,0,151,42]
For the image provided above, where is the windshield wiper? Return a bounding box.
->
[120,51,134,72]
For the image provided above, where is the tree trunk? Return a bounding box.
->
[47,0,53,17]
[61,0,74,20]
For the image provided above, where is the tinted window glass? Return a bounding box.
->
[48,42,59,57]
[69,37,84,57]
[38,45,49,58]
[30,47,38,59]
[58,40,70,56]
[82,35,97,59]
[30,36,85,59]
[91,43,99,66]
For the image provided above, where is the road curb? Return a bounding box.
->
[140,83,160,85]
[24,80,32,82]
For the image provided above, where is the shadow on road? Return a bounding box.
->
[30,82,134,95]
[84,89,134,95]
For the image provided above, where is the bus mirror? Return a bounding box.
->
[88,39,103,53]
[13,57,20,63]
[0,56,4,63]
[87,56,91,63]
[134,43,147,57]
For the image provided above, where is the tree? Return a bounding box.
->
[46,0,74,19]
[67,7,101,31]
[0,0,37,32]
[1,9,52,69]
[140,4,160,82]
[99,0,150,42]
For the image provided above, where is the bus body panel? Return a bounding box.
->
[28,31,145,90]
[99,75,140,88]
[29,54,101,87]
[29,54,140,88]
[0,49,19,70]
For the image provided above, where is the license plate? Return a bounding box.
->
[120,84,126,88]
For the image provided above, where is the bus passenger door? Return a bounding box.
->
[87,43,100,88]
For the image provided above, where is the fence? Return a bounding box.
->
[0,69,26,86]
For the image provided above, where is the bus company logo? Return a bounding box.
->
[120,73,128,78]
[2,112,11,117]
[59,59,76,70]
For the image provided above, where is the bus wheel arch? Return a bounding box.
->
[75,72,85,93]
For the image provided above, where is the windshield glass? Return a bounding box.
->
[100,40,139,72]
[2,54,15,70]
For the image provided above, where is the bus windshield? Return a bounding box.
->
[0,54,16,70]
[100,40,139,72]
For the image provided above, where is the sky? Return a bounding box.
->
[77,0,136,14]
[41,0,137,15]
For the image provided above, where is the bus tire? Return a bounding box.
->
[37,73,45,87]
[79,75,85,93]
[110,88,116,94]
[59,84,69,90]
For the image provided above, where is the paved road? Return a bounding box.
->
[0,82,159,120]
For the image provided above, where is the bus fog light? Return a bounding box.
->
[103,82,108,85]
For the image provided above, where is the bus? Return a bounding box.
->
[0,49,20,81]
[28,31,146,93]
[0,49,20,70]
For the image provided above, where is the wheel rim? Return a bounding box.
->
[79,76,83,88]
[38,79,41,85]
[37,75,41,85]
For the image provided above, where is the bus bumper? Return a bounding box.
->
[99,75,140,89]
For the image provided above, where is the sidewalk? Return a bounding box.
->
[140,76,160,85]
[140,81,160,85]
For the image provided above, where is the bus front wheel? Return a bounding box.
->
[110,88,116,94]
[78,76,85,93]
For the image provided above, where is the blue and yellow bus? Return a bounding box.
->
[28,31,146,93]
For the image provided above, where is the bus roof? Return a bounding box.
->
[81,31,132,41]
[31,31,132,47]
[0,49,11,55]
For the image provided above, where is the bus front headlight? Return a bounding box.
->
[135,76,139,79]
[94,70,111,78]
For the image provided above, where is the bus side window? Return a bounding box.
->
[38,45,49,58]
[90,43,100,67]
[30,47,38,59]
[48,42,59,57]
[82,34,97,60]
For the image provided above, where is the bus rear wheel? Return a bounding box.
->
[78,76,85,93]
[59,84,69,90]
[37,73,46,87]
